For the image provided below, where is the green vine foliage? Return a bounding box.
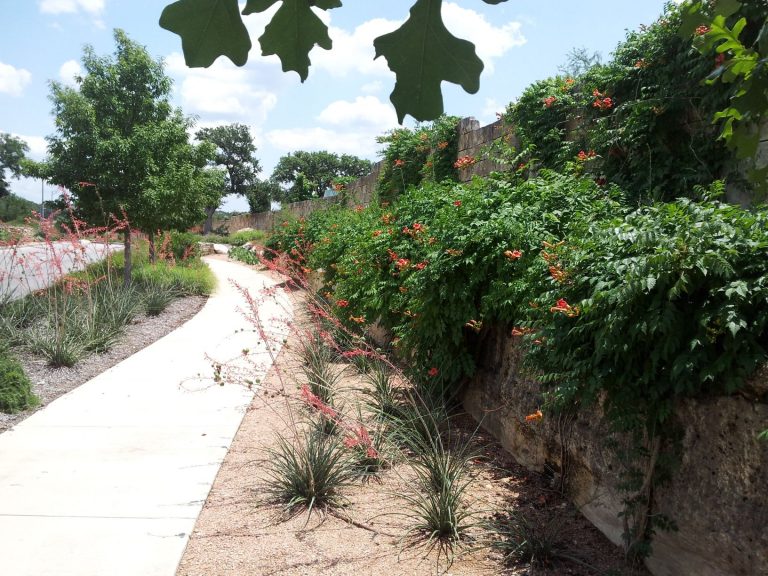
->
[524,183,768,433]
[159,0,505,123]
[269,171,768,420]
[375,115,460,204]
[508,3,734,204]
[680,0,768,193]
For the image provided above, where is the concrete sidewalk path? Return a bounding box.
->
[0,257,293,576]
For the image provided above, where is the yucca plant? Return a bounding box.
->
[297,331,341,406]
[382,390,449,453]
[362,359,402,419]
[265,428,357,517]
[395,432,480,569]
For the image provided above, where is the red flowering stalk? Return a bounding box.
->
[300,384,339,421]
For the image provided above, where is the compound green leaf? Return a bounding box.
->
[374,0,484,123]
[244,0,334,81]
[160,0,251,67]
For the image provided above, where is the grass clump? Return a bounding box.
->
[0,346,38,413]
[266,428,356,516]
[141,282,178,316]
[132,260,215,296]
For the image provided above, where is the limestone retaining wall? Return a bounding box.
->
[463,326,768,576]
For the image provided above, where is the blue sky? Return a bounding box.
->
[1,0,677,211]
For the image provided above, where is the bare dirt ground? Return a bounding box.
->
[176,279,647,576]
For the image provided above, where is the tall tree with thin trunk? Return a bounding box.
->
[195,123,261,233]
[46,29,184,286]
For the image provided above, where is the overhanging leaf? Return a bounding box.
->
[244,0,335,81]
[160,0,251,67]
[374,0,484,123]
[713,0,742,18]
[481,0,508,4]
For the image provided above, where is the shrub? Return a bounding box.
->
[265,429,356,515]
[309,172,622,390]
[506,3,734,204]
[228,245,260,266]
[524,187,768,433]
[169,231,201,261]
[227,229,266,245]
[0,346,38,413]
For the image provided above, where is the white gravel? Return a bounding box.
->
[0,294,207,433]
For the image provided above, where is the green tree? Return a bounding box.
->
[272,150,372,202]
[132,126,223,262]
[0,194,38,223]
[0,134,29,198]
[195,123,261,233]
[246,178,279,213]
[159,0,503,122]
[46,29,196,285]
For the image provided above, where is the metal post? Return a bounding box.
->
[41,178,45,218]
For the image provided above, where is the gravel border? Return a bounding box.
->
[0,294,208,433]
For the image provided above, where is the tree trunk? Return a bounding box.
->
[123,228,132,287]
[202,205,216,235]
[148,232,156,265]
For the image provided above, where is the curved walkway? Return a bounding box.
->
[0,257,293,576]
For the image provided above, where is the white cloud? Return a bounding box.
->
[317,96,396,128]
[480,98,504,124]
[442,2,526,74]
[0,62,32,97]
[361,80,383,94]
[15,135,48,160]
[267,95,398,158]
[166,52,278,128]
[39,0,104,14]
[311,5,524,79]
[58,59,82,87]
[267,127,383,157]
[312,18,400,78]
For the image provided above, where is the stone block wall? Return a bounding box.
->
[463,326,768,576]
[455,117,516,181]
[220,117,503,232]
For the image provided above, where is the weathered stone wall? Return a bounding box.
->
[455,117,515,181]
[463,327,768,576]
[219,116,766,233]
[221,117,505,232]
[726,122,768,207]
